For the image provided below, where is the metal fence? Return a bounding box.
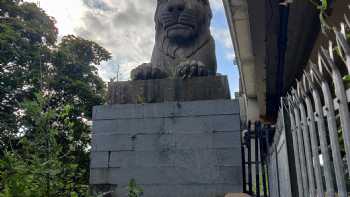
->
[242,11,350,197]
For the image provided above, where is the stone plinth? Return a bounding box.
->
[90,99,242,197]
[107,76,230,104]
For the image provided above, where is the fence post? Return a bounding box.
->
[297,96,316,197]
[292,95,309,196]
[321,47,350,173]
[306,70,335,197]
[311,62,348,197]
[259,125,268,197]
[287,98,303,197]
[300,79,325,197]
[247,121,253,195]
[255,122,260,197]
[241,129,247,193]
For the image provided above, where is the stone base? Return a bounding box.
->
[90,99,242,197]
[225,193,251,197]
[107,76,230,104]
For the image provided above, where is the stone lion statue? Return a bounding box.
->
[131,0,217,80]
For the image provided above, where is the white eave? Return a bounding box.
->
[223,0,266,122]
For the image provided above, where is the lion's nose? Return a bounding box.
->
[167,0,185,14]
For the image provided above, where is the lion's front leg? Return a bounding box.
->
[175,60,213,79]
[131,63,168,80]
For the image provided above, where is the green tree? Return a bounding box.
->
[0,0,57,148]
[0,1,112,196]
[0,94,72,197]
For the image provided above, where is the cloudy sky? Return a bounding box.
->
[26,0,239,93]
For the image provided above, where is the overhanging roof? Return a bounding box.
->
[223,0,323,120]
[223,0,267,120]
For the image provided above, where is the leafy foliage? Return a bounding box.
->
[127,179,143,197]
[0,94,89,196]
[0,1,111,196]
[308,0,331,33]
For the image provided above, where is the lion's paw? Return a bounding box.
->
[175,60,211,79]
[131,63,168,80]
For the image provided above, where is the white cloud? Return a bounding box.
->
[211,27,235,61]
[75,0,156,81]
[27,0,233,81]
[25,0,86,38]
[209,0,224,11]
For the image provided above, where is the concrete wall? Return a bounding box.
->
[90,99,242,197]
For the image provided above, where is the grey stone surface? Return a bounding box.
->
[90,152,109,168]
[92,115,240,135]
[130,0,217,80]
[107,76,230,104]
[115,184,241,197]
[94,98,239,120]
[90,99,242,197]
[103,148,242,168]
[91,166,242,185]
[92,131,240,152]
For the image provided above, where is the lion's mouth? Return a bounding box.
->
[161,11,197,31]
[166,23,195,31]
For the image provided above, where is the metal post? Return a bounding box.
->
[292,100,309,196]
[298,99,316,197]
[260,125,268,197]
[304,95,324,197]
[247,121,253,195]
[311,63,348,197]
[265,125,270,197]
[321,47,350,173]
[242,130,247,193]
[307,70,335,197]
[320,80,348,197]
[255,122,260,197]
[287,98,304,197]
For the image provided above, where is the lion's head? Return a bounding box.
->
[154,0,213,58]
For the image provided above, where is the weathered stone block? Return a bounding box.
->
[107,76,230,104]
[114,184,242,197]
[91,165,242,185]
[93,99,239,120]
[91,134,133,151]
[106,148,242,168]
[92,114,240,134]
[90,99,242,197]
[90,152,109,168]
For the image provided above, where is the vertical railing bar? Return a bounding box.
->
[321,79,348,197]
[265,124,271,197]
[292,93,309,197]
[274,142,281,197]
[255,122,260,197]
[242,129,247,193]
[313,61,348,197]
[334,31,350,74]
[301,75,325,197]
[344,14,350,29]
[334,30,350,73]
[304,95,325,197]
[287,98,304,197]
[248,121,253,195]
[321,47,350,173]
[307,69,335,197]
[260,124,268,197]
[296,93,316,197]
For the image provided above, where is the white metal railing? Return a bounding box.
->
[275,9,350,197]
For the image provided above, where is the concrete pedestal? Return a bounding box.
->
[90,76,242,197]
[107,76,230,104]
